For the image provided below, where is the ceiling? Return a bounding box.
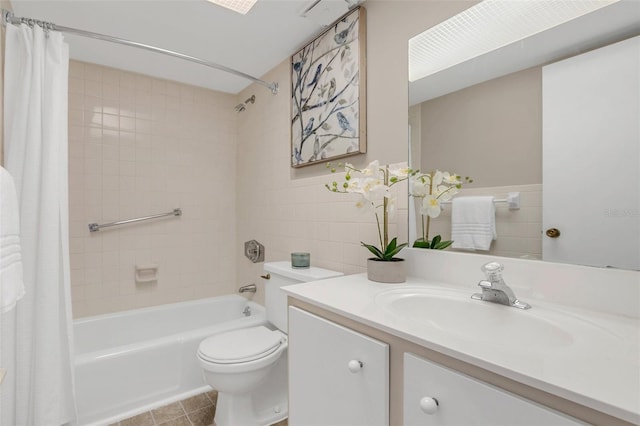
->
[9,0,359,94]
[409,0,640,105]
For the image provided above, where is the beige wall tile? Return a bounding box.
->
[69,60,238,318]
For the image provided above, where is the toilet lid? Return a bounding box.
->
[198,326,284,364]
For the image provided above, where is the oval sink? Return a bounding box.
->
[375,286,575,348]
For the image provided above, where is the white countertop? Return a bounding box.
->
[283,274,640,424]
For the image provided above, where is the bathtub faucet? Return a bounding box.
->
[239,283,257,294]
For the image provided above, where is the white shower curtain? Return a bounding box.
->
[0,23,76,425]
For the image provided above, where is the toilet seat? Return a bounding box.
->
[198,326,285,364]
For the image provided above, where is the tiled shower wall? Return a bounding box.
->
[68,60,238,318]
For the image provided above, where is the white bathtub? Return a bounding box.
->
[73,295,266,426]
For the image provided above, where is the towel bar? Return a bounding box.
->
[440,192,520,210]
[88,208,182,232]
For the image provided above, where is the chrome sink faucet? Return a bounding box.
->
[471,262,531,309]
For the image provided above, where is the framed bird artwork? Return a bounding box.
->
[290,6,367,168]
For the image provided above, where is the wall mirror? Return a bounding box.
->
[408,0,640,270]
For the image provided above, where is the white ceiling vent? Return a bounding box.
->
[300,0,360,27]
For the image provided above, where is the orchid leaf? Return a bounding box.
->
[412,238,430,249]
[362,239,407,260]
[413,236,453,250]
[384,237,398,256]
[361,242,384,260]
[433,240,454,250]
[385,242,407,259]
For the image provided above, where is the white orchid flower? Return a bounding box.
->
[354,194,375,214]
[410,178,428,198]
[421,194,442,218]
[441,171,461,186]
[361,160,382,177]
[325,160,423,260]
[432,170,445,186]
[345,177,365,194]
[361,177,389,199]
[388,162,410,179]
[409,173,434,197]
[347,176,389,205]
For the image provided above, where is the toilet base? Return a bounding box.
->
[212,353,288,426]
[214,392,287,426]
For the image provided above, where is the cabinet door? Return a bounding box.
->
[404,353,583,425]
[288,307,389,426]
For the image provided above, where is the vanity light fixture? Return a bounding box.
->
[206,0,258,15]
[409,0,620,82]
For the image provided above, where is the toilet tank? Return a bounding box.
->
[263,261,343,333]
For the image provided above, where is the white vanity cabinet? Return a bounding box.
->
[403,353,583,426]
[284,272,638,425]
[288,306,389,426]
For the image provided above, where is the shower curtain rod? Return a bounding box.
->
[1,9,279,94]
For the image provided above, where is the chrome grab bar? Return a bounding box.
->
[88,208,182,232]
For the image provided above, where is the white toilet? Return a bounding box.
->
[197,261,343,426]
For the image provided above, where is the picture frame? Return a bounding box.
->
[290,7,367,168]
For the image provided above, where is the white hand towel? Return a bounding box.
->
[451,196,496,251]
[1,166,25,312]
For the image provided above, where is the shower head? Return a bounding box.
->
[234,94,256,113]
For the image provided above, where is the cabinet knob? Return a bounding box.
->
[419,397,439,414]
[347,360,364,373]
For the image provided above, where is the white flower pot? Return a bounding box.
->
[367,258,406,283]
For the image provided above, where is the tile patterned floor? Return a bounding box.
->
[110,391,288,426]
